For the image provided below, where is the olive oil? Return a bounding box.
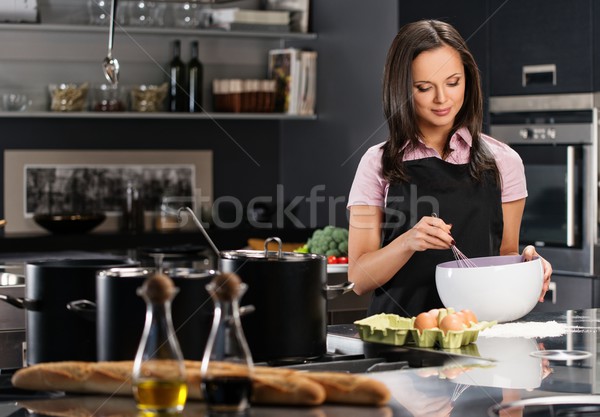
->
[132,273,187,414]
[134,379,188,412]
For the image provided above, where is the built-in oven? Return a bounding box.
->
[489,94,598,277]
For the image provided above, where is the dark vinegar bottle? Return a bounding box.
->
[168,40,187,112]
[188,40,204,113]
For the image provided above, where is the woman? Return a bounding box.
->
[347,20,552,317]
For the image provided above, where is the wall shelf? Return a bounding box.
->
[0,23,317,40]
[0,111,317,120]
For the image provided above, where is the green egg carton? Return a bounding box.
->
[354,313,413,346]
[410,328,442,348]
[442,341,482,357]
[439,327,480,348]
[410,320,497,348]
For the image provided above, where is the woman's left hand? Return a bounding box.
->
[522,245,552,302]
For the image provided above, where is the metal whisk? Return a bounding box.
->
[451,245,477,268]
[432,213,477,268]
[450,382,470,405]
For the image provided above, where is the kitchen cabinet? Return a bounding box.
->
[532,272,600,313]
[489,0,595,95]
[0,22,316,118]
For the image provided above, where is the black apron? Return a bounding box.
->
[368,157,503,317]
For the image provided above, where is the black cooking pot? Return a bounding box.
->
[89,267,217,361]
[0,258,137,365]
[219,237,353,362]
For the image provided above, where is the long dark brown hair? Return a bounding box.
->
[381,20,499,185]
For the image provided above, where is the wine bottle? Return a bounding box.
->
[168,39,187,112]
[188,40,204,113]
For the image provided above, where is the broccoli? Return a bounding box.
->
[306,225,349,257]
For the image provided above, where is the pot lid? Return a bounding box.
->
[220,237,324,262]
[220,249,323,262]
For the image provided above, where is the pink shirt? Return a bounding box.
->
[348,127,527,207]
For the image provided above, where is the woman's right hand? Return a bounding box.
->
[349,209,455,295]
[401,215,454,252]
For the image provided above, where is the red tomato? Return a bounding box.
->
[336,256,348,264]
[327,256,338,264]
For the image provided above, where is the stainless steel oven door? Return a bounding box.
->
[511,143,583,248]
[490,109,597,274]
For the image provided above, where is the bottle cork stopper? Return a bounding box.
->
[211,272,242,301]
[141,272,176,303]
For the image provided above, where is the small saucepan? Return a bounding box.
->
[0,258,137,364]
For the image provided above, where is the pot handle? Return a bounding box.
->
[239,304,255,317]
[323,281,355,300]
[0,294,40,310]
[264,237,283,259]
[67,299,97,322]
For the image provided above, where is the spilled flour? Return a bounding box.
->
[479,321,568,338]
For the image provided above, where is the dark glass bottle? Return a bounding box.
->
[201,273,253,415]
[121,181,144,233]
[169,39,187,112]
[187,40,204,113]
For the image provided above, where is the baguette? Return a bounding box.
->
[11,361,133,396]
[302,372,391,406]
[182,361,325,405]
[12,361,390,407]
[251,372,326,406]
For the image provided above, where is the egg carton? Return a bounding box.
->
[409,321,495,349]
[354,311,496,349]
[354,313,413,346]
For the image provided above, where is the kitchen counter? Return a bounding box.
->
[0,309,599,416]
[0,227,314,254]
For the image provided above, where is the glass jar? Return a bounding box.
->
[130,83,168,112]
[201,275,253,415]
[126,0,164,26]
[132,274,187,413]
[87,0,109,25]
[91,84,127,112]
[49,83,89,112]
[172,2,200,28]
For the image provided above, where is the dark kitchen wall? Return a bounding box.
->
[0,118,281,221]
[280,1,399,228]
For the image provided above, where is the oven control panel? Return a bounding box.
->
[518,127,557,140]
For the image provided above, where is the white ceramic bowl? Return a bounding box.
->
[435,255,543,323]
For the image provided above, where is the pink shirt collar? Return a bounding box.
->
[402,127,473,164]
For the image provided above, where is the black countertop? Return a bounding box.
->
[346,308,600,415]
[1,309,600,416]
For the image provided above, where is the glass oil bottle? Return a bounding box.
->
[132,271,187,414]
[201,272,253,415]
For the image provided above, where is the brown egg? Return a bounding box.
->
[439,313,465,334]
[454,311,470,327]
[414,312,438,331]
[428,308,440,319]
[461,309,478,325]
